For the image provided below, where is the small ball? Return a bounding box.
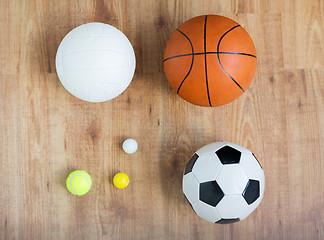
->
[66,170,92,196]
[122,138,138,154]
[113,172,129,189]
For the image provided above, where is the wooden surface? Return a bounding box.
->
[0,0,323,239]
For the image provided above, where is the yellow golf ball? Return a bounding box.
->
[113,172,129,189]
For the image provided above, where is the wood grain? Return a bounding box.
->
[0,0,323,239]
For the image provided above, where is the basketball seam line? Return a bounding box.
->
[217,25,245,93]
[163,51,257,62]
[204,15,212,107]
[175,29,195,94]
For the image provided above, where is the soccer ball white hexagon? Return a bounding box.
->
[182,141,265,224]
[56,22,136,102]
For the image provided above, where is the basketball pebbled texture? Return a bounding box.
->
[163,15,257,107]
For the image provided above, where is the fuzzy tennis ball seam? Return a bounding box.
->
[69,173,92,195]
[66,170,92,196]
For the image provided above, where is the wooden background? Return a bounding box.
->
[0,0,323,239]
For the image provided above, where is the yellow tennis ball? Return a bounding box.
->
[113,172,129,189]
[66,170,92,195]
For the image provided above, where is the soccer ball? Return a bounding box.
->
[56,22,136,102]
[182,141,265,224]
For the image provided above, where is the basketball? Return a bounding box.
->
[163,15,257,107]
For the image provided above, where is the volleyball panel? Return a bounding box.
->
[63,36,132,56]
[69,23,121,38]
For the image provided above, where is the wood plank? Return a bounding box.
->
[0,0,323,239]
[282,0,324,69]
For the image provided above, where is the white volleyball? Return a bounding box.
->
[55,22,136,102]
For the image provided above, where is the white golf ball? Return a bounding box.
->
[122,139,138,154]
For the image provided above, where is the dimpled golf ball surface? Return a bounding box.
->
[122,139,138,154]
[55,22,136,102]
[113,173,129,189]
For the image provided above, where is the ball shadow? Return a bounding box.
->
[58,166,74,189]
[157,139,197,205]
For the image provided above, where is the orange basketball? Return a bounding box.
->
[163,15,257,107]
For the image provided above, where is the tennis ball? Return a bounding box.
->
[113,172,129,189]
[66,170,92,195]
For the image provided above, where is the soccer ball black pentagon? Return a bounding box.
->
[182,141,265,224]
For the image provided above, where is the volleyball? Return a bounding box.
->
[56,22,136,102]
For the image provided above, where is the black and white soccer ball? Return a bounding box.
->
[182,141,265,224]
